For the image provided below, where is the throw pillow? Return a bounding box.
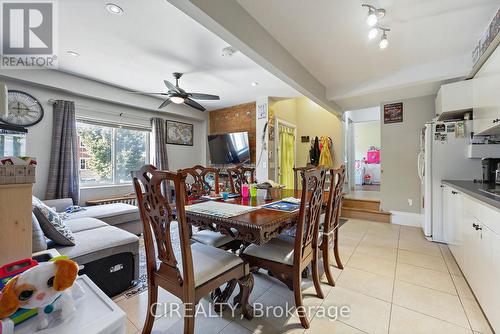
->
[32,196,75,246]
[31,213,47,252]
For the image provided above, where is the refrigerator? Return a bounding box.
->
[418,121,480,242]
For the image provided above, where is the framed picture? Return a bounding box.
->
[166,120,193,146]
[383,102,403,124]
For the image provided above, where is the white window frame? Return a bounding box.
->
[77,120,151,188]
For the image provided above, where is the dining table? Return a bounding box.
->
[185,189,328,246]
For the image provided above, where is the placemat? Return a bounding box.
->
[185,201,259,218]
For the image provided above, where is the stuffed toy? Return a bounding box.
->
[0,258,83,333]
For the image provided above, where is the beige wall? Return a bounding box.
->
[296,97,342,168]
[269,97,342,170]
[380,95,435,214]
[354,121,380,161]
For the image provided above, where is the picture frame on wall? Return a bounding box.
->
[383,102,403,124]
[166,120,194,146]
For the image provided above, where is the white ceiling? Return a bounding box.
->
[237,0,499,109]
[56,0,299,111]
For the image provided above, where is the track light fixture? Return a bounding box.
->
[362,4,390,49]
[362,4,385,27]
[379,30,389,49]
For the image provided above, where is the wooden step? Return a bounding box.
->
[342,198,381,211]
[341,207,392,223]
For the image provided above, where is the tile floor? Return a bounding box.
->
[114,219,493,334]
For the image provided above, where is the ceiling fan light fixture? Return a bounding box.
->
[170,96,185,104]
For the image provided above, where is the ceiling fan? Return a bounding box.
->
[131,72,220,111]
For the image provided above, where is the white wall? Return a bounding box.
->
[0,75,208,203]
[380,95,435,214]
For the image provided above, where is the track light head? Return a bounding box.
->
[362,4,385,27]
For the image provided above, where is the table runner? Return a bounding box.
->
[185,201,259,218]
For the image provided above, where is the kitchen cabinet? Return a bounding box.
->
[435,80,472,119]
[473,43,500,135]
[442,184,500,332]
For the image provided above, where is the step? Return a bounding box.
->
[342,198,381,211]
[341,207,392,223]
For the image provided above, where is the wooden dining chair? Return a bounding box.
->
[320,165,346,286]
[178,165,220,199]
[293,167,307,192]
[241,166,327,329]
[132,165,254,334]
[178,165,238,250]
[227,165,255,194]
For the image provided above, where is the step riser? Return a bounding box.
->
[343,199,380,211]
[341,208,391,223]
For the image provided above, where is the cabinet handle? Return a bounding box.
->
[451,191,458,195]
[473,223,478,228]
[475,225,483,231]
[494,119,500,124]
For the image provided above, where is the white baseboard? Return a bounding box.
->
[390,211,423,227]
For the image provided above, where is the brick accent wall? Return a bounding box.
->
[209,102,256,163]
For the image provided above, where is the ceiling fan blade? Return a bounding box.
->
[184,98,206,111]
[158,99,172,109]
[189,93,220,100]
[129,91,168,95]
[164,80,179,92]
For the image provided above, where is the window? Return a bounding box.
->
[80,158,88,170]
[77,121,149,186]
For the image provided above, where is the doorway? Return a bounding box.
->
[275,118,297,189]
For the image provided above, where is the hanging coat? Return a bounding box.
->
[309,136,320,166]
[319,136,334,167]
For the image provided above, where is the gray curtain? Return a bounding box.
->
[151,117,171,201]
[46,100,79,204]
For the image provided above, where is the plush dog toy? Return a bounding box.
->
[0,258,83,332]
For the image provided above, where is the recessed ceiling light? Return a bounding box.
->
[251,82,259,87]
[106,3,124,15]
[67,50,80,57]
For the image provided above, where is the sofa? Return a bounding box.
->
[44,198,143,235]
[32,198,141,296]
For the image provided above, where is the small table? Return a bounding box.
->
[185,189,328,245]
[14,275,126,334]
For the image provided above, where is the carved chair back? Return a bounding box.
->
[178,165,220,200]
[294,166,327,264]
[227,165,255,194]
[323,166,346,235]
[132,165,194,291]
[293,167,307,192]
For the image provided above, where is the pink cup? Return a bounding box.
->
[241,184,250,198]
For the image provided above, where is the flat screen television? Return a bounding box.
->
[208,131,250,164]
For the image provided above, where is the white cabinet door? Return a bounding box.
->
[473,44,500,135]
[443,186,464,266]
[462,215,481,286]
[442,186,452,244]
[488,226,500,331]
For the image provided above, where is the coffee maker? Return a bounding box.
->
[482,158,500,183]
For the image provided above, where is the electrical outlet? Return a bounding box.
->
[408,199,413,206]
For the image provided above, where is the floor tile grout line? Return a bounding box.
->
[387,224,401,334]
[440,245,475,332]
[393,304,477,331]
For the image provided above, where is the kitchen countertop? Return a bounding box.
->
[442,180,500,210]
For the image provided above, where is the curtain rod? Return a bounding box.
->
[47,98,152,122]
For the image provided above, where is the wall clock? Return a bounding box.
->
[1,90,44,127]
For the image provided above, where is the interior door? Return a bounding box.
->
[276,120,296,189]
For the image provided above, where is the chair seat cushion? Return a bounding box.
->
[242,234,295,265]
[65,203,139,227]
[192,229,235,248]
[175,242,243,287]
